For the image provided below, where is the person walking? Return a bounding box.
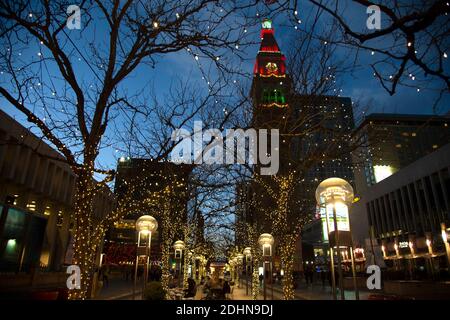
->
[321,268,327,287]
[102,265,110,288]
[223,280,231,299]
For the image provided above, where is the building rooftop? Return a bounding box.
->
[354,112,450,133]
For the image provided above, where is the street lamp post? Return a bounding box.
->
[441,223,450,273]
[258,233,274,300]
[134,215,158,300]
[237,253,244,288]
[173,240,186,288]
[232,257,238,283]
[243,247,252,296]
[187,251,193,280]
[316,178,359,301]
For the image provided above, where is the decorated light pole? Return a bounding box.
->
[316,178,359,300]
[173,240,185,288]
[236,253,244,288]
[258,233,274,300]
[134,215,158,299]
[243,247,252,296]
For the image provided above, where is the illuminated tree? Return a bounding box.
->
[303,0,449,96]
[234,13,371,300]
[0,0,269,299]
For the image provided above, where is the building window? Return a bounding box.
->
[26,200,36,212]
[261,89,286,105]
[57,211,63,227]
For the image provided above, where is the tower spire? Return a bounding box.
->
[251,19,289,109]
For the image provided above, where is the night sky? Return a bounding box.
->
[1,1,448,170]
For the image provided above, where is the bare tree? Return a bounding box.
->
[301,1,449,101]
[233,15,372,299]
[0,0,268,299]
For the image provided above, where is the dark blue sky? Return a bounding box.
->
[1,2,448,170]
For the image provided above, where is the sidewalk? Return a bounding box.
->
[230,280,370,300]
[96,278,142,300]
[96,278,370,300]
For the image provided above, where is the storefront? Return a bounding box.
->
[0,203,47,272]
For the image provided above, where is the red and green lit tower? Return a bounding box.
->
[251,18,291,130]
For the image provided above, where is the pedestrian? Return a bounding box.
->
[184,278,197,298]
[137,266,143,280]
[102,265,110,288]
[223,280,231,299]
[321,269,326,287]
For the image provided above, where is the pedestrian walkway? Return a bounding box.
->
[229,280,370,300]
[96,277,370,300]
[96,277,142,300]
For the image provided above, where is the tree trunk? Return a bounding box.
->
[161,242,171,298]
[68,167,96,300]
[280,236,296,300]
[252,257,260,300]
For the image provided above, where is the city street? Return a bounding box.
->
[0,0,449,305]
[97,275,371,301]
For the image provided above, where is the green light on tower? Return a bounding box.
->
[262,18,272,29]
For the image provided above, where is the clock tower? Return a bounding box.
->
[251,18,291,130]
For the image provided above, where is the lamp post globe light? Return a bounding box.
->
[316,178,359,300]
[258,233,274,300]
[258,233,274,256]
[243,247,252,295]
[136,215,158,235]
[134,215,158,299]
[173,240,186,288]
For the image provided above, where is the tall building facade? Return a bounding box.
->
[0,110,114,291]
[353,113,450,191]
[236,19,356,274]
[351,113,450,280]
[106,158,192,266]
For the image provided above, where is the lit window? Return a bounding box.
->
[27,200,36,211]
[373,165,395,183]
[395,144,401,148]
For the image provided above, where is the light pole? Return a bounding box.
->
[316,178,359,300]
[187,251,193,280]
[173,240,185,288]
[134,215,158,300]
[243,247,252,296]
[231,257,238,283]
[258,233,274,300]
[237,253,244,288]
[442,223,450,273]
